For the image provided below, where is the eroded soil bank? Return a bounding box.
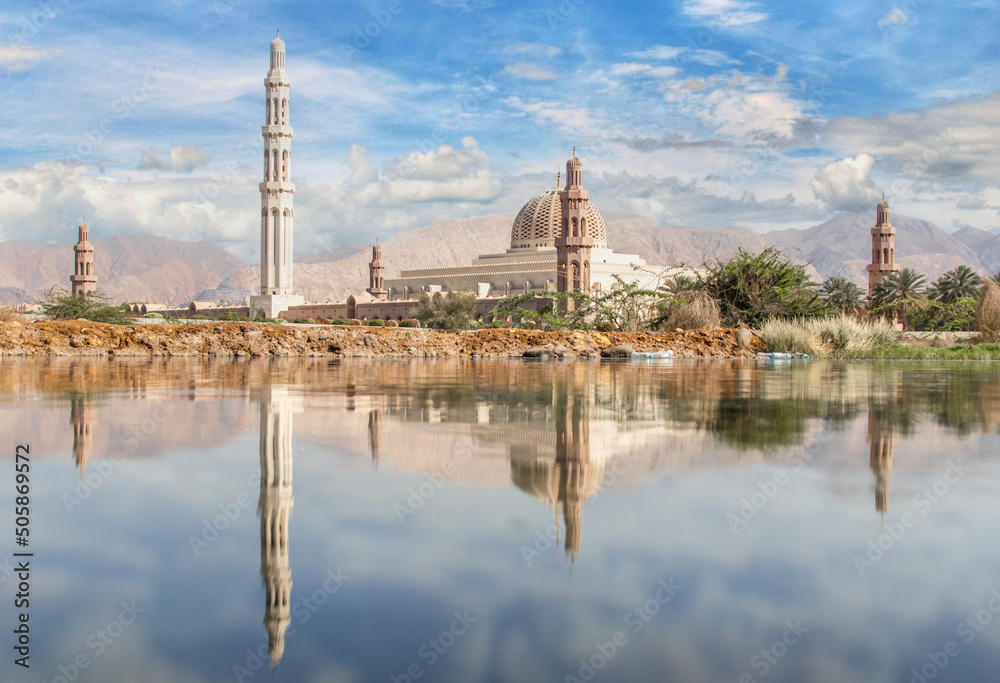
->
[0,320,763,358]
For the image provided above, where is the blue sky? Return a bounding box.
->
[1,0,998,261]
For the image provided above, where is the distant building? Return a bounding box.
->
[367,243,387,301]
[866,196,899,295]
[70,219,97,295]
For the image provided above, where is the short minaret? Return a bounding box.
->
[70,394,94,478]
[251,31,303,319]
[866,195,899,295]
[70,219,97,295]
[259,387,297,668]
[555,149,593,310]
[367,243,387,300]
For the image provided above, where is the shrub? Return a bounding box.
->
[349,319,362,326]
[142,312,164,319]
[661,289,721,330]
[367,319,385,327]
[329,318,349,325]
[385,319,399,327]
[700,247,828,327]
[760,316,898,356]
[400,318,420,328]
[975,278,1000,341]
[191,314,209,320]
[1,306,24,322]
[413,291,478,331]
[39,289,133,325]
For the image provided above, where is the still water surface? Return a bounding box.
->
[2,358,1000,683]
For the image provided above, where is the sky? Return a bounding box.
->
[1,0,999,262]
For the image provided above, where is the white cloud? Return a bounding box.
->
[878,7,910,28]
[501,42,561,58]
[503,63,558,81]
[823,93,1000,189]
[668,66,807,142]
[138,146,211,173]
[611,63,679,78]
[0,44,61,72]
[625,46,685,61]
[682,0,768,27]
[809,154,881,212]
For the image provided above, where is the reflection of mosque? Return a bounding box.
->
[258,387,300,668]
[867,401,895,515]
[505,384,604,562]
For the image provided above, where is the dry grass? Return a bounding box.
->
[663,290,721,330]
[975,278,1000,342]
[0,306,24,323]
[760,316,899,356]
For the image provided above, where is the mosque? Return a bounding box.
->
[103,32,898,323]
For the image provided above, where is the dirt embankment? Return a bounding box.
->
[0,321,763,359]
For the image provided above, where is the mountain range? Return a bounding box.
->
[3,213,999,307]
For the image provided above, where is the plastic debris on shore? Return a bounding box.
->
[631,350,674,360]
[756,352,810,359]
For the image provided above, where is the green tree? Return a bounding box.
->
[820,276,865,315]
[39,289,133,325]
[932,265,982,303]
[412,290,477,331]
[698,247,828,327]
[869,268,927,328]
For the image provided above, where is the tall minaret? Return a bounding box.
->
[555,149,593,310]
[259,387,297,668]
[70,219,97,295]
[70,394,94,479]
[251,31,303,319]
[866,195,899,295]
[367,243,387,300]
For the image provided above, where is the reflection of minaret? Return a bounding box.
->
[70,394,94,479]
[368,409,382,469]
[867,402,894,516]
[556,387,590,562]
[258,387,299,668]
[510,382,603,563]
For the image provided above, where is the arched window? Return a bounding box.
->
[281,98,287,124]
[272,210,280,266]
[282,150,288,181]
[267,98,271,123]
[571,261,580,292]
[272,98,279,124]
[889,248,893,262]
[883,248,889,264]
[272,150,278,181]
[86,263,91,276]
[264,150,269,179]
[580,217,587,236]
[572,217,578,237]
[283,210,290,264]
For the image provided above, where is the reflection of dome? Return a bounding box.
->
[509,187,607,250]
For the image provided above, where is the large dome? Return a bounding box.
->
[509,187,607,250]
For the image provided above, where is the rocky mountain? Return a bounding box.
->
[0,235,246,306]
[7,211,1000,307]
[766,212,992,287]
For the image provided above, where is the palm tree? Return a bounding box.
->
[869,268,927,327]
[932,265,982,303]
[820,276,864,315]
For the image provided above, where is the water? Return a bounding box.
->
[2,357,1000,683]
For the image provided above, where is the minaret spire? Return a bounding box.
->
[251,32,304,318]
[71,218,97,295]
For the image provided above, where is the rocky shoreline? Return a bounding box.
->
[0,320,762,359]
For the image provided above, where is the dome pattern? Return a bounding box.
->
[509,187,607,249]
